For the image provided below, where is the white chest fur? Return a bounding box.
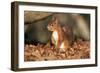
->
[52,31,58,44]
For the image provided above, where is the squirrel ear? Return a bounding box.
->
[52,16,56,20]
[52,16,58,23]
[55,18,58,24]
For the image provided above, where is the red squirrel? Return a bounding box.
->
[47,16,73,52]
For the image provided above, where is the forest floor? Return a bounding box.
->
[24,39,90,61]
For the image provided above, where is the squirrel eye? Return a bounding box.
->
[51,24,53,26]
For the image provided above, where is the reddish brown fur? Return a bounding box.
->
[47,16,71,51]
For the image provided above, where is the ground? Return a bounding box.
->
[24,39,90,61]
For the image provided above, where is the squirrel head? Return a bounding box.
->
[47,16,59,31]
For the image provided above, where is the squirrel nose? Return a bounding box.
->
[47,26,49,29]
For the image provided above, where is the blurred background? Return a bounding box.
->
[24,11,90,45]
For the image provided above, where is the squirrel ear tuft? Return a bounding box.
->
[52,15,58,23]
[52,15,56,20]
[55,18,58,24]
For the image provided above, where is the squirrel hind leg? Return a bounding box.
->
[59,40,70,52]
